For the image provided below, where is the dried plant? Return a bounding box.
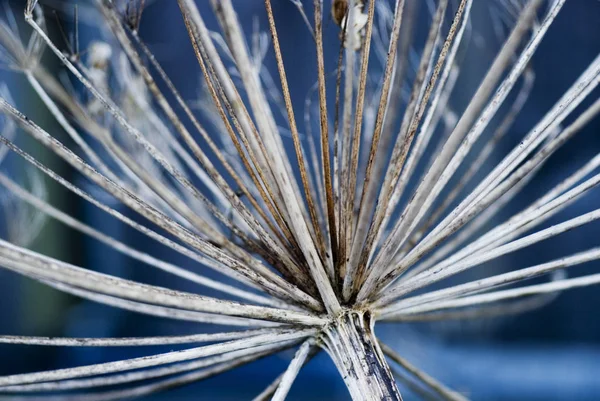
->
[0,0,599,400]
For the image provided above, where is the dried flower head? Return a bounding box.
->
[333,0,368,50]
[0,0,599,400]
[332,0,350,26]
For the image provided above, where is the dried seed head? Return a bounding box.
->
[86,41,112,115]
[1,0,600,400]
[332,0,348,26]
[87,41,112,70]
[333,0,368,51]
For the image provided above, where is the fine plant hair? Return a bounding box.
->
[0,0,599,400]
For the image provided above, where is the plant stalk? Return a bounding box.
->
[323,311,403,401]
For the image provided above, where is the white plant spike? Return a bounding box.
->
[0,0,598,400]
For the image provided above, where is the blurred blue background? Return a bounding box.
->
[0,0,599,400]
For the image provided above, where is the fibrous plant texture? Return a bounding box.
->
[0,0,599,400]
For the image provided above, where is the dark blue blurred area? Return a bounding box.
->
[0,0,599,400]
